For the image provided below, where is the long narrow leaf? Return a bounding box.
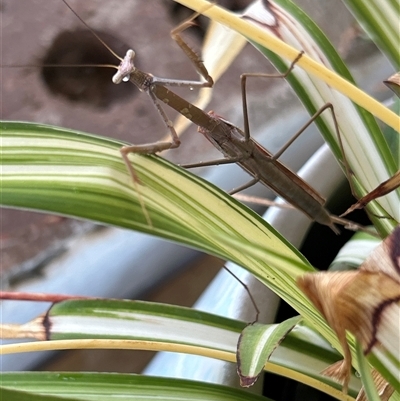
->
[1,121,306,267]
[0,387,73,401]
[0,300,361,398]
[341,0,400,69]
[356,342,382,401]
[0,372,271,401]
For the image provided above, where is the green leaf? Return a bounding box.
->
[237,316,302,387]
[1,121,308,266]
[48,299,244,348]
[0,387,75,401]
[356,342,382,401]
[341,0,400,69]
[0,372,271,401]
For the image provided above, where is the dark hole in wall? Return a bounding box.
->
[41,29,134,108]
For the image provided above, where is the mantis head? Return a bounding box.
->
[112,49,136,84]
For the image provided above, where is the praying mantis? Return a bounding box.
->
[56,0,361,234]
[4,0,383,234]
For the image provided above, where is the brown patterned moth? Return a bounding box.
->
[297,225,400,394]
